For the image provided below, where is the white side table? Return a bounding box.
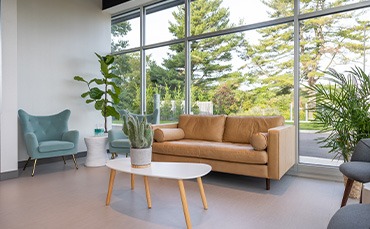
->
[363,182,370,204]
[84,136,109,167]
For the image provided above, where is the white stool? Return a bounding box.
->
[84,136,109,167]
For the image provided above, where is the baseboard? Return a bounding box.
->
[17,151,88,169]
[0,169,19,180]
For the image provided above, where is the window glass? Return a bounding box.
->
[190,0,294,36]
[300,0,366,14]
[111,11,140,52]
[191,23,294,118]
[146,45,185,122]
[113,51,141,121]
[299,8,370,165]
[146,1,185,44]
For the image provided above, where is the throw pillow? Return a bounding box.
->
[250,132,268,150]
[154,128,185,142]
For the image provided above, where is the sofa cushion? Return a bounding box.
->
[154,128,185,142]
[153,139,268,164]
[223,116,284,144]
[251,132,268,150]
[178,115,226,142]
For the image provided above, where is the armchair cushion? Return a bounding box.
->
[111,139,130,148]
[154,128,185,142]
[39,141,74,153]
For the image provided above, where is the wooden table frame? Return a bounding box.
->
[105,169,208,229]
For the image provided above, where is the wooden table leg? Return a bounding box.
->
[197,177,208,210]
[131,174,135,190]
[106,169,116,206]
[178,179,192,229]
[144,176,152,209]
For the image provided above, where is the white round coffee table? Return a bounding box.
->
[84,136,109,167]
[105,158,212,229]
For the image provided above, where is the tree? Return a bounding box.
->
[238,0,368,119]
[152,0,245,103]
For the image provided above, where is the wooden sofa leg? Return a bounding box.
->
[341,178,354,207]
[266,178,270,190]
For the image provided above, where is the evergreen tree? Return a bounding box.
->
[151,0,245,102]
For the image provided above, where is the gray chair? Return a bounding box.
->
[18,109,79,176]
[340,138,370,207]
[108,109,159,159]
[328,204,370,228]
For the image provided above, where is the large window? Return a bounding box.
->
[111,0,370,169]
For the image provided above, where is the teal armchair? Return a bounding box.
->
[18,109,79,176]
[108,109,159,159]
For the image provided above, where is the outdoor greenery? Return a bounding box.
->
[111,0,369,124]
[74,53,121,132]
[305,67,370,162]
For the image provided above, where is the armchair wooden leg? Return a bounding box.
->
[341,178,354,207]
[23,157,31,171]
[111,153,118,159]
[31,159,38,177]
[62,156,66,164]
[72,154,78,169]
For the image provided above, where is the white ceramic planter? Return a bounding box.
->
[130,147,152,168]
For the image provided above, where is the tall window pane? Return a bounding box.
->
[191,23,294,118]
[113,51,141,119]
[299,8,370,165]
[146,45,185,122]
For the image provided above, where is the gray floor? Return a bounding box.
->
[0,157,357,229]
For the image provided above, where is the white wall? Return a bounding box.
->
[0,0,18,174]
[17,0,111,161]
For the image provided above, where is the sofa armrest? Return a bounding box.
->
[267,125,295,180]
[152,123,178,130]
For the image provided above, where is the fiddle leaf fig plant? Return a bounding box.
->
[305,66,370,162]
[74,53,121,132]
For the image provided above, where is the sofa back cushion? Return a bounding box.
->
[178,115,226,142]
[223,116,284,144]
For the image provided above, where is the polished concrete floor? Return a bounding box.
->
[0,156,356,229]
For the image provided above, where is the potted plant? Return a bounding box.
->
[74,53,121,133]
[123,112,154,168]
[305,66,370,197]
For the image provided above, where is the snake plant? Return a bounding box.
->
[122,113,153,149]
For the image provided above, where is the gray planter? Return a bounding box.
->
[130,147,152,168]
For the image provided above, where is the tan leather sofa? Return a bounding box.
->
[152,115,295,190]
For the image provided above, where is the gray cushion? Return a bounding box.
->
[339,161,370,183]
[328,204,370,229]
